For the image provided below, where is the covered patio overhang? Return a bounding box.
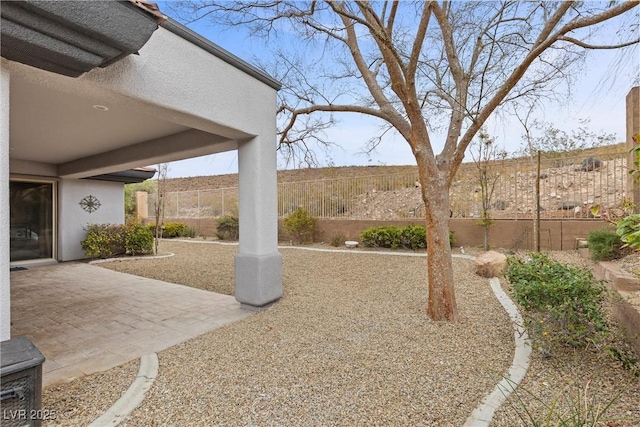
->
[1,1,283,341]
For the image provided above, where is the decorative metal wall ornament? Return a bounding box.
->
[79,195,101,213]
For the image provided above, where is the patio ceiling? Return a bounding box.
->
[9,76,188,165]
[5,66,241,179]
[2,0,251,179]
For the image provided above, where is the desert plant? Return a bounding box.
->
[616,213,640,252]
[124,224,154,255]
[505,377,627,427]
[505,253,608,348]
[330,233,345,247]
[283,208,316,244]
[470,128,506,250]
[587,228,624,261]
[81,224,126,258]
[216,215,239,240]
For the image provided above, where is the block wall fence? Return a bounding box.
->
[142,216,610,252]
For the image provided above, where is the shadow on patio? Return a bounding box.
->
[9,262,252,388]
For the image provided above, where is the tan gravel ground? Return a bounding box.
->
[41,241,640,426]
[43,359,138,426]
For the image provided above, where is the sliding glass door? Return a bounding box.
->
[10,180,55,262]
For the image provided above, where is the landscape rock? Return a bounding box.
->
[493,199,506,210]
[558,200,581,210]
[474,251,507,278]
[577,157,602,171]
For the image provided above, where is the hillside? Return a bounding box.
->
[164,165,418,193]
[164,143,626,194]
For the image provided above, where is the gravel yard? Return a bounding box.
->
[42,241,639,426]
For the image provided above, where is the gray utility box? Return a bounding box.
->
[1,337,45,427]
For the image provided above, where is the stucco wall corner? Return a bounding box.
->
[1,67,11,340]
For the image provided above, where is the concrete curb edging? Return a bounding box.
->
[463,277,532,426]
[88,353,159,427]
[89,253,175,265]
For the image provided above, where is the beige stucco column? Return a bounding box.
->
[627,87,640,211]
[234,135,282,309]
[1,67,11,340]
[135,191,149,221]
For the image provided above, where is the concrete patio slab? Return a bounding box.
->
[9,262,253,388]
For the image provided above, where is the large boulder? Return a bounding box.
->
[475,250,507,278]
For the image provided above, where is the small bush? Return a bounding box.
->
[587,228,623,260]
[505,253,608,348]
[124,224,153,255]
[81,224,126,258]
[283,208,316,244]
[216,215,239,240]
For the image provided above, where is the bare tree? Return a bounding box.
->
[514,104,542,252]
[469,128,505,251]
[171,1,638,322]
[153,163,168,255]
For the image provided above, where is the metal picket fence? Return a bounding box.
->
[148,151,627,221]
[147,187,239,219]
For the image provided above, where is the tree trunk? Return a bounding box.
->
[483,226,489,251]
[420,168,459,322]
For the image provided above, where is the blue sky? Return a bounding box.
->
[158,2,639,179]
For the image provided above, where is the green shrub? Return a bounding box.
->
[162,222,195,238]
[81,224,126,258]
[146,222,195,238]
[82,223,155,258]
[283,208,315,244]
[399,225,427,250]
[216,215,239,240]
[124,224,153,255]
[505,253,608,348]
[360,225,454,250]
[587,228,623,260]
[360,226,402,248]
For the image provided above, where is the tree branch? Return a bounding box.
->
[278,103,390,146]
[558,36,639,50]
